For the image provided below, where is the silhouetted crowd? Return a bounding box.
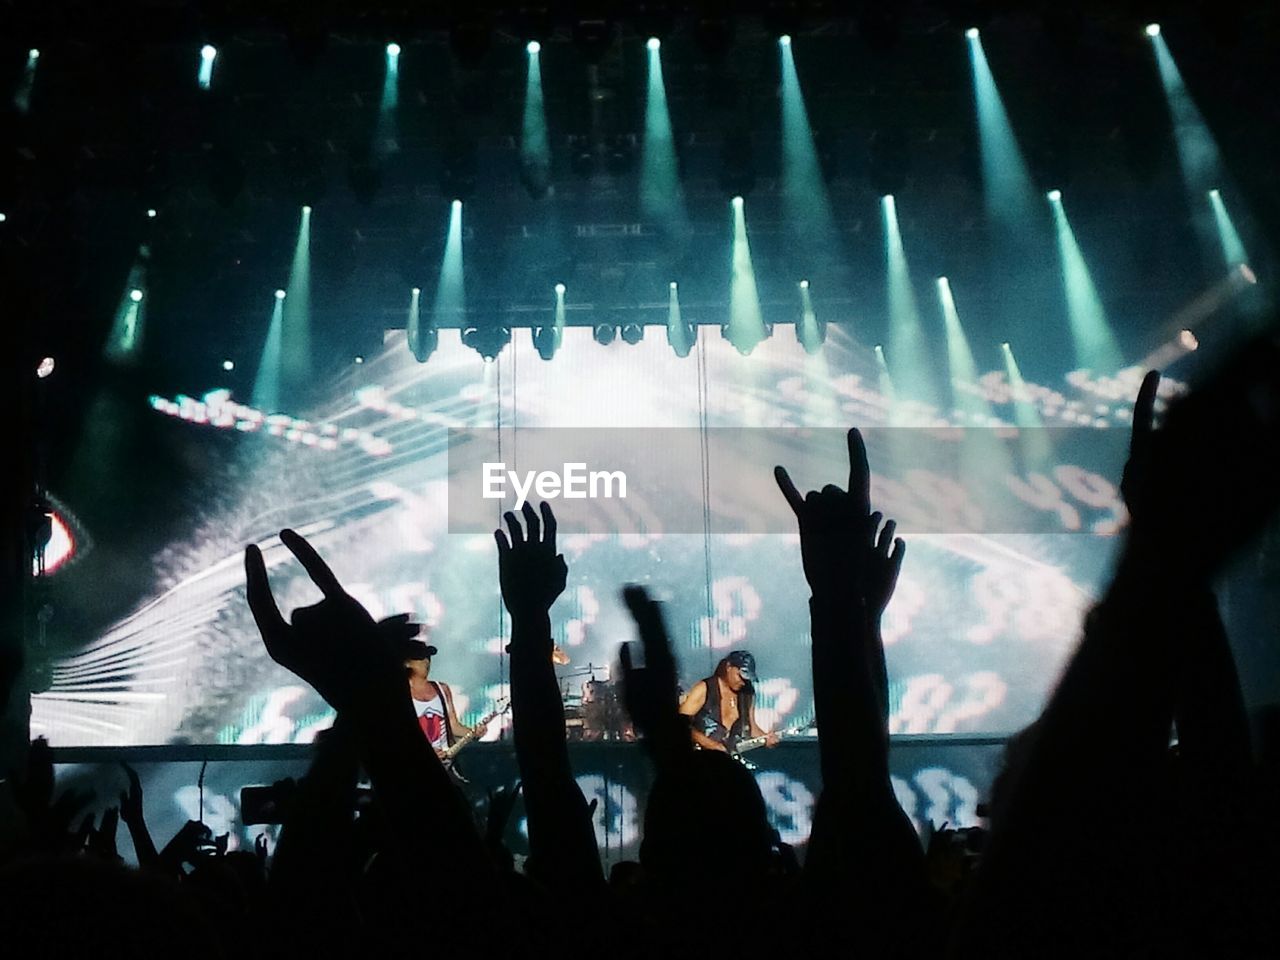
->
[3,333,1280,959]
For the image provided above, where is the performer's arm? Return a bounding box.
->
[440,683,479,740]
[748,704,780,745]
[678,682,727,751]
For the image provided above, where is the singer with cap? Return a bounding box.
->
[678,650,780,754]
[404,638,487,758]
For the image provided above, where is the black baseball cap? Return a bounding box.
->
[404,640,439,660]
[726,650,757,682]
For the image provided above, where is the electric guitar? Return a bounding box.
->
[726,722,812,757]
[441,698,510,768]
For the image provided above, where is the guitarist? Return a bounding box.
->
[679,651,780,754]
[404,639,488,758]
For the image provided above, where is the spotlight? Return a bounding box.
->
[647,37,660,51]
[1239,264,1257,284]
[0,213,6,223]
[621,322,644,344]
[275,289,287,300]
[129,289,144,303]
[669,281,678,290]
[30,49,41,60]
[201,44,217,60]
[732,195,744,208]
[1047,188,1062,202]
[799,279,809,290]
[1208,188,1221,198]
[1001,341,1011,350]
[593,322,617,345]
[779,35,791,46]
[387,42,401,57]
[555,283,566,295]
[452,199,463,212]
[302,204,312,214]
[1179,329,1198,350]
[874,344,884,355]
[1145,23,1160,37]
[222,359,235,371]
[412,287,421,296]
[36,357,55,379]
[527,40,541,54]
[146,208,157,219]
[354,355,365,365]
[965,27,979,39]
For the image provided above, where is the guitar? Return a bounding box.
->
[726,722,812,757]
[440,698,510,768]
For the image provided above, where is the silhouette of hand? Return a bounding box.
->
[620,586,681,744]
[485,782,523,842]
[245,529,420,708]
[118,762,144,826]
[1120,370,1160,520]
[85,807,121,861]
[495,502,568,624]
[775,428,904,612]
[11,737,94,852]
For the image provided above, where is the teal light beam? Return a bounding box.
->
[198,45,217,91]
[282,206,312,391]
[795,280,824,353]
[1048,191,1123,373]
[726,197,766,355]
[104,247,149,364]
[874,344,896,406]
[667,282,693,358]
[433,200,466,329]
[1001,341,1053,464]
[780,37,837,250]
[966,30,1037,226]
[640,38,687,231]
[1149,32,1223,194]
[253,292,286,413]
[521,42,551,197]
[938,277,1013,482]
[883,195,937,410]
[375,43,401,160]
[1208,189,1248,269]
[15,49,39,113]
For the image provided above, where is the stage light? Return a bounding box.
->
[1001,341,1011,350]
[146,208,157,219]
[966,27,979,40]
[129,289,144,303]
[29,48,40,60]
[799,279,809,290]
[522,50,551,198]
[527,40,541,55]
[199,45,217,90]
[1208,188,1248,269]
[1050,193,1123,373]
[1179,329,1198,350]
[452,199,463,212]
[275,289,287,300]
[354,355,364,365]
[222,359,235,371]
[1146,24,1160,38]
[647,37,660,51]
[594,322,617,345]
[621,322,645,344]
[302,204,312,214]
[641,33,687,231]
[1240,264,1257,284]
[555,283,566,295]
[37,357,55,379]
[669,281,678,290]
[732,195,744,208]
[1047,188,1062,202]
[412,287,420,295]
[779,34,791,46]
[0,213,6,223]
[387,42,401,57]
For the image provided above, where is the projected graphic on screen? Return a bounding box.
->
[33,325,1157,746]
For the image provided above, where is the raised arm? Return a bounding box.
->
[495,502,603,894]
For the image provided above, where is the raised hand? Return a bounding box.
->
[118,762,144,826]
[244,529,420,708]
[495,502,567,626]
[1120,370,1160,520]
[85,807,121,861]
[620,585,686,759]
[775,428,904,614]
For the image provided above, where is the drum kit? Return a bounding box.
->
[560,663,636,742]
